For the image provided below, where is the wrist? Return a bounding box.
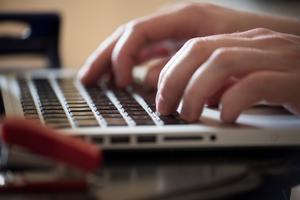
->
[236,11,300,35]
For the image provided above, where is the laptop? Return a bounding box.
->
[1,69,300,150]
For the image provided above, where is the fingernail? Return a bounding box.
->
[180,107,190,120]
[220,113,237,124]
[156,93,169,115]
[220,104,237,123]
[181,100,204,123]
[180,104,193,122]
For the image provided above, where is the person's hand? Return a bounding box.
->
[79,3,300,88]
[157,28,300,123]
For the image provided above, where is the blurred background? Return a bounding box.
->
[0,0,300,70]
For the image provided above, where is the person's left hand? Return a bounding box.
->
[156,28,300,123]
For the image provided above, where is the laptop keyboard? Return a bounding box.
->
[17,77,185,129]
[18,79,40,121]
[34,79,72,128]
[87,86,130,126]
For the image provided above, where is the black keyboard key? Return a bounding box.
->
[95,105,117,110]
[43,114,70,119]
[42,110,66,114]
[41,106,64,111]
[66,100,87,104]
[63,97,85,101]
[23,110,39,115]
[57,79,99,127]
[68,107,92,112]
[22,105,37,110]
[44,118,70,123]
[71,112,95,117]
[124,107,145,112]
[131,115,153,120]
[67,103,90,108]
[121,104,142,108]
[21,100,36,105]
[73,115,97,120]
[38,102,62,106]
[33,79,70,128]
[97,110,120,114]
[159,115,186,125]
[101,113,123,118]
[94,101,114,106]
[126,110,149,116]
[134,119,155,126]
[18,79,41,121]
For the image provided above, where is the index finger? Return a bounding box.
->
[79,26,124,86]
[112,6,200,87]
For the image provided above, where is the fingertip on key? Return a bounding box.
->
[220,104,238,124]
[180,106,200,123]
[156,93,172,115]
[78,67,91,86]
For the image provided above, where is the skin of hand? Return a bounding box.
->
[79,3,299,87]
[157,28,300,123]
[79,3,300,123]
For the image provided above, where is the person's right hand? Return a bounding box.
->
[79,3,300,88]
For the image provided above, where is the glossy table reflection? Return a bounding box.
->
[1,148,299,200]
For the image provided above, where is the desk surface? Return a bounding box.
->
[1,148,300,200]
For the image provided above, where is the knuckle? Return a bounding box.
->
[126,19,143,33]
[251,28,273,35]
[209,47,240,74]
[186,38,200,47]
[178,2,203,12]
[185,38,206,55]
[117,24,126,32]
[180,2,197,10]
[198,2,218,10]
[211,47,234,66]
[272,34,300,45]
[261,33,292,44]
[176,3,218,25]
[182,2,217,11]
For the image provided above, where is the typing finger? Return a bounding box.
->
[157,35,258,115]
[111,6,202,87]
[180,48,292,122]
[79,26,124,86]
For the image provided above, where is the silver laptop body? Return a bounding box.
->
[1,69,300,150]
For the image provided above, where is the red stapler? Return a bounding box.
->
[0,118,102,192]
